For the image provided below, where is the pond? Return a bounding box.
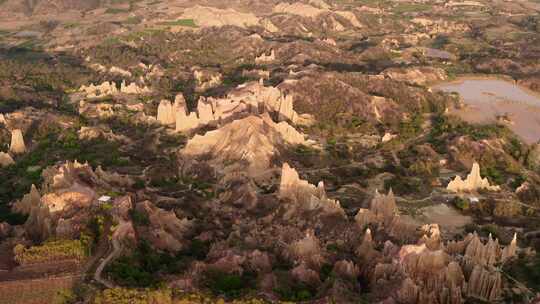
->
[434,78,540,144]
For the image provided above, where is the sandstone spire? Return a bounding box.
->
[356,228,378,261]
[447,162,500,192]
[12,184,41,214]
[333,260,360,280]
[175,111,199,133]
[277,94,295,122]
[0,152,14,167]
[157,100,175,125]
[10,129,26,154]
[288,229,325,268]
[371,189,397,221]
[501,233,518,262]
[173,93,188,116]
[279,163,344,215]
[354,189,398,229]
[467,265,502,301]
[197,98,215,125]
[464,232,500,267]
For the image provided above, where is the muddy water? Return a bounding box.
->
[434,78,540,144]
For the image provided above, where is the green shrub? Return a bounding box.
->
[129,209,150,226]
[204,270,255,298]
[504,253,540,293]
[274,282,315,302]
[453,197,470,211]
[432,35,450,49]
[481,166,505,185]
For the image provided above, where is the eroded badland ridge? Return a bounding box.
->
[1,0,540,303]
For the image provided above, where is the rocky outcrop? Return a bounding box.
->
[135,201,193,252]
[356,228,379,265]
[462,232,517,268]
[176,111,200,133]
[381,133,397,142]
[383,67,447,86]
[273,3,326,18]
[335,11,363,28]
[10,129,26,154]
[447,162,500,192]
[288,230,325,268]
[0,152,15,167]
[78,126,130,143]
[350,187,518,304]
[180,115,313,176]
[79,81,118,98]
[355,189,397,228]
[181,5,260,28]
[80,81,150,98]
[15,161,131,241]
[157,100,176,125]
[279,163,344,216]
[292,262,321,286]
[172,81,309,133]
[12,184,41,215]
[255,50,276,64]
[110,67,131,77]
[120,80,151,95]
[197,98,215,125]
[333,260,360,280]
[467,265,502,301]
[194,70,222,91]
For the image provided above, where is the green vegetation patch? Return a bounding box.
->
[204,270,256,298]
[0,129,129,224]
[158,19,198,27]
[105,8,130,14]
[93,288,173,304]
[13,238,90,265]
[393,3,432,14]
[124,16,142,25]
[106,239,210,287]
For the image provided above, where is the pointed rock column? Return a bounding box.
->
[173,93,188,116]
[501,233,518,262]
[175,111,200,133]
[10,129,26,154]
[197,98,215,125]
[157,100,175,125]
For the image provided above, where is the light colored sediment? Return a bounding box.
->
[447,162,500,192]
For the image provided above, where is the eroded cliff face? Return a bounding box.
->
[12,161,132,241]
[170,80,313,134]
[134,201,193,252]
[349,186,519,303]
[279,163,345,218]
[180,114,313,177]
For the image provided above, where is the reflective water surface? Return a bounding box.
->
[435,78,540,144]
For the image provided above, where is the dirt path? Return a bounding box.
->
[93,220,132,288]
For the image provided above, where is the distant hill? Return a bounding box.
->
[0,0,105,15]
